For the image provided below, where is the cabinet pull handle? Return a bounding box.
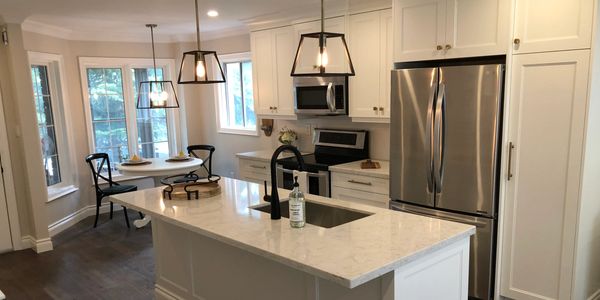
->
[436,45,443,51]
[250,165,266,169]
[348,180,372,186]
[445,44,452,50]
[513,38,521,45]
[274,107,277,110]
[507,142,515,180]
[373,106,378,111]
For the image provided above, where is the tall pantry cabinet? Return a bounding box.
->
[499,0,600,299]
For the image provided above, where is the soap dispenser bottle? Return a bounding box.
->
[289,176,305,228]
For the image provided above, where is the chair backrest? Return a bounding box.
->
[85,153,114,192]
[187,145,215,176]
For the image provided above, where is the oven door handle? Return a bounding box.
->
[307,172,327,179]
[326,82,336,112]
[277,166,295,175]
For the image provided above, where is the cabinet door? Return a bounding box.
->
[445,0,509,58]
[379,9,393,119]
[273,27,296,117]
[349,11,382,119]
[500,50,590,300]
[513,0,593,54]
[250,31,277,116]
[393,0,446,62]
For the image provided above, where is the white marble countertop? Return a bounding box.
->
[236,149,309,162]
[329,159,390,179]
[109,177,474,289]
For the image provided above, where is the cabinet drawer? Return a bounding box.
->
[239,159,270,175]
[332,187,389,208]
[331,172,389,194]
[240,171,270,184]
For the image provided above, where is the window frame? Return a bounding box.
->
[28,52,78,202]
[214,52,258,136]
[78,57,183,175]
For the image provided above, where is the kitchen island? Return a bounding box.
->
[109,177,474,300]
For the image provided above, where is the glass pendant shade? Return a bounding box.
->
[177,0,226,84]
[177,50,226,84]
[137,24,179,109]
[290,0,355,77]
[137,80,180,109]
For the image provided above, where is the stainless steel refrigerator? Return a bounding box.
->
[389,58,504,300]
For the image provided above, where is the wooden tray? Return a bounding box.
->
[163,182,221,200]
[121,160,152,166]
[360,159,381,169]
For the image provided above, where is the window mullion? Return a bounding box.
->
[122,65,138,157]
[239,62,246,128]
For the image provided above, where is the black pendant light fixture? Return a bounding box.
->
[177,0,226,84]
[137,24,180,109]
[290,0,355,77]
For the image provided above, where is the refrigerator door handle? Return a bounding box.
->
[425,74,437,193]
[434,83,446,193]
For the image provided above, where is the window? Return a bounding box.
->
[29,52,78,200]
[79,58,181,172]
[216,53,257,135]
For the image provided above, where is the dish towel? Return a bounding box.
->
[0,289,5,299]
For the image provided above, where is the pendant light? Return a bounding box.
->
[290,0,355,77]
[177,0,226,84]
[137,24,180,109]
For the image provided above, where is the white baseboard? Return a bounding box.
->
[48,203,120,237]
[21,235,53,253]
[589,288,600,300]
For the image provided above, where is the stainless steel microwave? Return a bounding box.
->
[293,77,348,115]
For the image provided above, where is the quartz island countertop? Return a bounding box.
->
[109,177,474,289]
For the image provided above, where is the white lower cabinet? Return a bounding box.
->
[331,172,389,208]
[500,50,591,300]
[238,158,271,184]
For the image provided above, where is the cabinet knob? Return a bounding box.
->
[436,45,443,51]
[373,106,378,111]
[274,107,277,110]
[269,106,273,110]
[513,38,521,45]
[445,44,452,50]
[379,107,384,112]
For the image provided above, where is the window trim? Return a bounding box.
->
[214,52,258,136]
[78,57,183,175]
[28,52,78,200]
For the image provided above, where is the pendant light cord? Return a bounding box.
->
[195,0,201,50]
[149,25,158,82]
[320,0,324,32]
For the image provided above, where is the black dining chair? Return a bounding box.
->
[187,144,216,178]
[85,153,142,228]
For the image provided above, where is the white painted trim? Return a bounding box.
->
[20,235,53,253]
[47,185,78,203]
[48,203,121,237]
[78,57,182,163]
[589,289,600,300]
[0,77,22,250]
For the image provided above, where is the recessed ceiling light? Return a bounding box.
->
[207,10,219,17]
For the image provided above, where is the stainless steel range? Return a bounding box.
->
[276,129,369,197]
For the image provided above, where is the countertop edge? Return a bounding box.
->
[328,166,390,179]
[110,196,474,289]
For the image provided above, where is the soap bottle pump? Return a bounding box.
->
[288,176,305,228]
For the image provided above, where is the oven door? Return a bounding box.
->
[276,165,330,197]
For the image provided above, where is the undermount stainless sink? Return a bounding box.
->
[252,200,373,228]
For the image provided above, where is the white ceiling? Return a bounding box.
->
[0,0,385,42]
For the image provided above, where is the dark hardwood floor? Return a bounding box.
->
[0,212,154,299]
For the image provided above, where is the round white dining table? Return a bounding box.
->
[116,157,204,228]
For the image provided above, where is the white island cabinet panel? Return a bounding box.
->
[512,0,594,54]
[500,50,590,300]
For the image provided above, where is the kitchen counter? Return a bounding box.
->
[110,177,474,300]
[236,149,308,162]
[330,159,390,179]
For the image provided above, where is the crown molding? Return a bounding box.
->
[20,19,249,44]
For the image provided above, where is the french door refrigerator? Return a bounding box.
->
[389,58,504,300]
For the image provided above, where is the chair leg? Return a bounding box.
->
[123,207,130,228]
[94,195,101,228]
[110,202,114,219]
[138,211,144,219]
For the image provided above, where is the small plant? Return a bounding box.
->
[278,127,298,145]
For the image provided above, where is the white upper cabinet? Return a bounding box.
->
[512,0,593,54]
[250,27,297,119]
[293,17,348,74]
[348,9,393,122]
[393,0,509,62]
